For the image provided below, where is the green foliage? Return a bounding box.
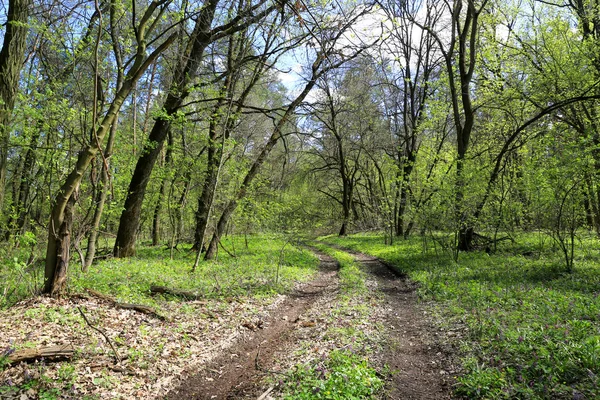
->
[0,232,43,309]
[282,350,384,400]
[0,235,319,310]
[70,235,318,305]
[323,233,600,399]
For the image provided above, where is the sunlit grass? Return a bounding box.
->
[279,241,384,399]
[0,235,319,309]
[322,232,600,399]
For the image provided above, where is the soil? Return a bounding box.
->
[350,251,455,400]
[166,246,456,400]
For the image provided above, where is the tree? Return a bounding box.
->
[44,0,180,295]
[0,0,31,222]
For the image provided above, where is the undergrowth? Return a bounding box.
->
[0,235,319,398]
[283,350,384,400]
[0,234,318,309]
[322,232,600,399]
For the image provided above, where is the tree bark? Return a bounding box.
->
[192,114,224,252]
[0,0,31,213]
[48,185,78,297]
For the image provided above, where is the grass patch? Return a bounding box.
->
[321,232,600,399]
[282,350,384,400]
[280,242,385,399]
[0,235,319,309]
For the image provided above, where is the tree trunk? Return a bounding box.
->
[192,128,223,252]
[152,178,166,246]
[84,115,118,271]
[48,186,78,297]
[5,126,39,238]
[152,132,173,246]
[339,178,350,236]
[458,226,474,252]
[114,0,220,258]
[0,0,31,212]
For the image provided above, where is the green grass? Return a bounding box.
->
[321,232,600,399]
[71,235,318,305]
[283,350,384,400]
[0,234,319,309]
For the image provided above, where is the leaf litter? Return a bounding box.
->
[0,291,286,399]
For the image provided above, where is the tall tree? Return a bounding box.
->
[44,0,179,295]
[0,0,31,219]
[414,0,490,250]
[113,0,280,257]
[378,0,442,237]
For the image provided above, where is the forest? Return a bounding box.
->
[1,0,600,398]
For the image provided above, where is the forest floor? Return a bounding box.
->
[0,242,457,399]
[164,245,456,399]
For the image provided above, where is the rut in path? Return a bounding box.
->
[165,251,340,400]
[349,250,454,400]
[165,246,455,399]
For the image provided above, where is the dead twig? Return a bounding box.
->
[256,386,274,400]
[85,288,167,320]
[77,306,121,364]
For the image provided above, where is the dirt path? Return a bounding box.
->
[349,251,454,400]
[165,246,455,399]
[165,251,340,399]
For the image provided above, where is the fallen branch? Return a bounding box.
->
[78,306,121,364]
[84,288,166,321]
[149,285,205,301]
[219,239,236,258]
[6,344,75,365]
[256,386,274,400]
